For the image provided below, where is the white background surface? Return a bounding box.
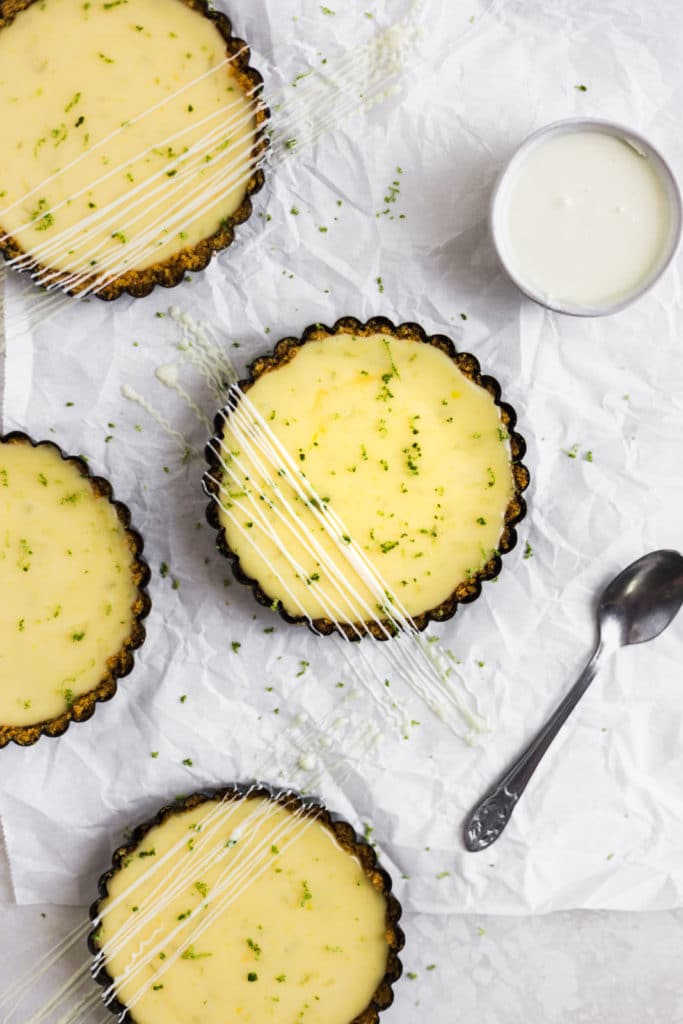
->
[1,0,683,1020]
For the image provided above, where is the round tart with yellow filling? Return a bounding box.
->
[0,432,150,747]
[0,0,267,299]
[204,316,529,638]
[89,785,404,1024]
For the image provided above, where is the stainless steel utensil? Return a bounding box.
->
[464,549,683,852]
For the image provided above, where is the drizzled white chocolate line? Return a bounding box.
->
[99,801,324,1011]
[0,52,242,224]
[212,390,485,734]
[5,10,420,331]
[10,87,262,281]
[1,707,385,1024]
[140,309,485,738]
[203,471,405,728]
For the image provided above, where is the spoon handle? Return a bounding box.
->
[463,647,602,852]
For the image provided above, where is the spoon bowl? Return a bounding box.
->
[599,549,683,646]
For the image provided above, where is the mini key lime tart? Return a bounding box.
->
[0,0,267,299]
[0,432,150,747]
[204,316,529,638]
[89,785,404,1024]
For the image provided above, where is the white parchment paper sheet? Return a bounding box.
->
[0,0,682,920]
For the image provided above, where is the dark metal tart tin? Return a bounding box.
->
[0,0,268,301]
[89,783,404,1024]
[204,315,530,640]
[0,431,151,748]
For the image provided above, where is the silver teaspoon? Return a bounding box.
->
[464,549,683,852]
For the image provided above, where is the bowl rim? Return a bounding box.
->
[490,116,683,317]
[87,781,405,1024]
[0,0,269,301]
[203,315,530,640]
[0,430,151,748]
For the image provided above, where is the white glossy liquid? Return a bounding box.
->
[501,130,672,308]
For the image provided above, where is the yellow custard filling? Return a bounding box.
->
[0,442,138,726]
[216,333,515,622]
[96,796,390,1024]
[0,0,257,279]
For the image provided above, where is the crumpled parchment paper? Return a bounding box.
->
[0,0,682,917]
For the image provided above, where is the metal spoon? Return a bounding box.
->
[463,549,683,852]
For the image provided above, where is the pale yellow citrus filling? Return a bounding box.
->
[0,0,257,278]
[0,442,138,726]
[216,333,515,622]
[97,797,390,1024]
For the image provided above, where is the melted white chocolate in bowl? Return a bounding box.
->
[216,333,515,623]
[96,796,390,1024]
[0,0,257,280]
[0,442,138,727]
[496,127,678,311]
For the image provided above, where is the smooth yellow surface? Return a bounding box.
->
[0,443,137,726]
[98,796,389,1024]
[217,333,515,621]
[0,0,256,277]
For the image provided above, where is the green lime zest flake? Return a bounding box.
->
[181,757,193,767]
[380,540,398,553]
[64,688,75,708]
[284,137,297,150]
[486,467,496,487]
[562,444,579,459]
[584,450,593,462]
[194,880,208,897]
[247,971,258,982]
[30,198,54,231]
[231,640,241,653]
[320,5,335,12]
[98,52,115,62]
[476,516,487,526]
[181,944,213,960]
[246,937,262,958]
[575,83,587,91]
[296,660,309,677]
[275,974,286,983]
[300,880,312,907]
[138,848,156,858]
[523,541,533,560]
[71,631,85,642]
[376,276,384,293]
[64,92,81,112]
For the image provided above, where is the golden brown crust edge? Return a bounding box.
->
[0,0,268,301]
[0,431,151,748]
[204,315,530,640]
